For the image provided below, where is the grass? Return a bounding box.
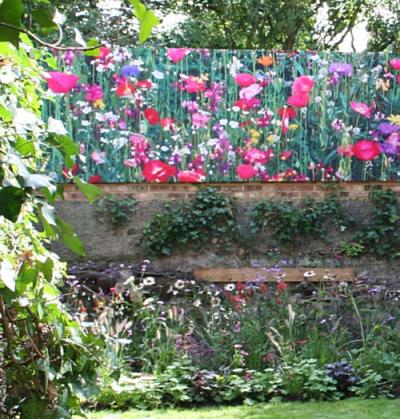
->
[85,399,400,418]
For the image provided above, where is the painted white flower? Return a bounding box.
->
[47,117,68,135]
[143,276,156,286]
[224,284,235,291]
[229,121,239,129]
[174,280,185,289]
[152,70,164,80]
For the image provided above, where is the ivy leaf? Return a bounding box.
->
[0,186,25,222]
[129,0,159,43]
[0,260,16,292]
[56,217,85,256]
[73,176,103,204]
[0,0,24,47]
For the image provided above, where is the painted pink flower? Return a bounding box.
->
[144,108,160,125]
[177,170,205,182]
[237,164,256,179]
[86,84,104,102]
[292,76,315,95]
[280,151,293,161]
[287,94,309,108]
[167,48,189,63]
[234,98,260,110]
[160,118,176,131]
[185,76,207,93]
[244,148,272,165]
[239,83,262,100]
[350,101,373,118]
[337,145,354,157]
[389,58,400,71]
[192,112,210,129]
[142,160,177,182]
[235,73,257,88]
[278,107,297,134]
[91,150,106,164]
[45,72,79,93]
[352,140,381,160]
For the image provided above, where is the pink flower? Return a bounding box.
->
[91,150,106,164]
[239,83,262,100]
[167,48,189,63]
[288,94,309,108]
[337,145,354,157]
[280,151,293,161]
[350,101,373,118]
[86,84,104,102]
[142,160,177,182]
[244,148,272,165]
[45,72,79,93]
[389,58,400,71]
[234,98,260,110]
[237,164,256,179]
[191,112,210,129]
[185,76,207,93]
[160,118,175,131]
[235,73,257,88]
[292,76,315,95]
[352,140,381,160]
[177,170,205,182]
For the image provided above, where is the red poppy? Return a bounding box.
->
[237,164,256,179]
[46,72,79,93]
[235,73,257,87]
[137,80,152,89]
[177,170,204,182]
[142,160,177,182]
[292,76,315,95]
[280,151,293,161]
[116,81,136,97]
[234,98,260,111]
[278,107,296,119]
[143,108,160,125]
[287,94,309,107]
[352,140,381,161]
[350,101,373,118]
[160,118,175,131]
[88,174,103,184]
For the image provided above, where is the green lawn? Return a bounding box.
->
[86,399,400,419]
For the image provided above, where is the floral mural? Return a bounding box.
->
[43,48,400,183]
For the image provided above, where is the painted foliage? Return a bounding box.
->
[43,48,400,183]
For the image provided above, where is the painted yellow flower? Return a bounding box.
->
[387,114,400,126]
[289,124,298,131]
[93,99,105,109]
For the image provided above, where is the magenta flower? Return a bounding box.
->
[86,84,104,102]
[237,164,256,179]
[328,62,353,77]
[239,83,262,100]
[191,112,210,129]
[350,101,373,118]
[235,73,257,87]
[389,58,400,71]
[167,48,189,63]
[292,76,315,95]
[45,72,79,93]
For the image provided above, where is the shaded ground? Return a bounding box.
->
[86,399,400,418]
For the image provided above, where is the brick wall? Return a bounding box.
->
[63,182,400,202]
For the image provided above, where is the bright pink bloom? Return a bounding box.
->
[191,112,210,128]
[46,72,79,93]
[160,118,175,131]
[167,48,189,63]
[91,150,106,164]
[389,58,400,71]
[237,164,256,179]
[137,80,152,89]
[352,140,381,160]
[337,145,354,157]
[244,148,272,165]
[234,98,260,110]
[142,160,177,182]
[239,84,262,100]
[86,84,103,102]
[143,108,160,125]
[185,76,207,93]
[292,76,315,95]
[97,47,112,60]
[280,151,293,161]
[235,73,257,88]
[350,101,373,118]
[288,94,309,107]
[177,170,205,182]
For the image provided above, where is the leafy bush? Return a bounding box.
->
[94,194,138,227]
[141,188,238,255]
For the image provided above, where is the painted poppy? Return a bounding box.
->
[257,55,275,67]
[177,170,205,182]
[237,164,256,179]
[350,101,373,118]
[45,72,79,93]
[142,160,177,182]
[352,140,381,160]
[235,73,257,88]
[143,108,160,125]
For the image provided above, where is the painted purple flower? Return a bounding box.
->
[378,122,400,136]
[328,62,353,77]
[121,64,141,78]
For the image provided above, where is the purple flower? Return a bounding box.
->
[378,122,400,136]
[328,62,353,77]
[121,65,141,78]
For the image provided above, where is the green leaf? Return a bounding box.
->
[32,6,58,30]
[129,0,147,20]
[0,186,25,222]
[56,217,85,256]
[84,38,100,57]
[41,202,57,226]
[0,260,16,291]
[139,11,159,43]
[15,137,36,156]
[47,134,78,168]
[0,0,24,47]
[0,104,12,122]
[73,176,103,204]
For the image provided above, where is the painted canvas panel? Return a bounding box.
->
[43,48,400,183]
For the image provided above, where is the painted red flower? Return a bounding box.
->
[235,73,257,88]
[278,107,296,119]
[160,118,175,131]
[137,80,152,89]
[350,101,373,118]
[292,76,315,95]
[234,98,260,110]
[177,170,205,182]
[287,94,309,108]
[237,164,256,179]
[143,108,160,125]
[280,151,293,161]
[116,81,136,96]
[352,140,381,161]
[142,160,177,182]
[45,72,79,93]
[88,174,103,184]
[337,145,354,157]
[389,58,400,71]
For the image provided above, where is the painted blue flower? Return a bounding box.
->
[121,64,141,78]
